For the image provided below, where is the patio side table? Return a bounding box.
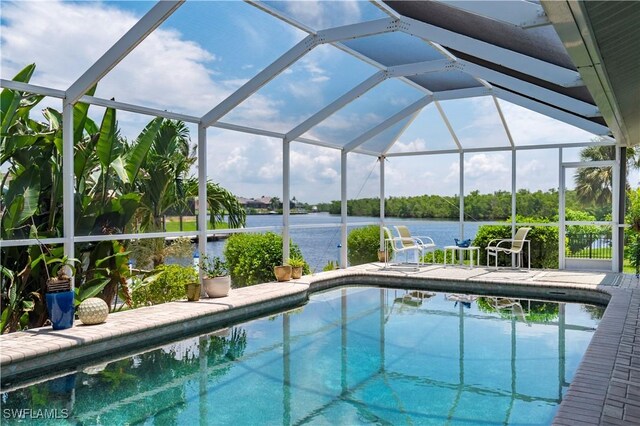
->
[443,245,480,269]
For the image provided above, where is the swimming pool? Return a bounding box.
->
[1,287,602,424]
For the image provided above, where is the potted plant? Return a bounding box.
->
[184,282,201,301]
[39,254,79,330]
[287,257,305,279]
[201,255,231,298]
[273,265,292,282]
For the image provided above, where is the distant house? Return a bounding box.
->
[237,196,273,210]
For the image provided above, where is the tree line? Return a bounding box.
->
[316,189,595,221]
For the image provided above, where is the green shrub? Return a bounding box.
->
[473,218,559,269]
[322,260,338,271]
[223,232,309,287]
[421,249,444,264]
[347,225,388,266]
[131,264,197,307]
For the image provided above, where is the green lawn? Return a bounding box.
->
[571,246,635,274]
[571,247,612,258]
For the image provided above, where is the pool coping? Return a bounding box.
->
[1,264,638,424]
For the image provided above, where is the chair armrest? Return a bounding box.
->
[486,238,502,247]
[496,239,514,248]
[414,235,435,245]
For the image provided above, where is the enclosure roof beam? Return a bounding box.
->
[315,18,400,44]
[0,79,65,98]
[385,139,615,157]
[381,110,421,155]
[435,100,462,151]
[80,95,200,123]
[247,1,433,97]
[201,18,399,128]
[493,96,515,148]
[246,0,316,34]
[437,0,550,29]
[66,0,183,104]
[344,96,432,152]
[284,71,387,143]
[386,59,453,78]
[492,88,610,136]
[402,16,583,87]
[453,60,600,117]
[432,87,491,101]
[284,59,449,143]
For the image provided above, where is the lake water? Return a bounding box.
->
[206,213,482,273]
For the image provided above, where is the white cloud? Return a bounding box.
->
[441,153,511,193]
[498,99,597,145]
[282,1,362,30]
[0,1,227,117]
[392,137,428,153]
[464,153,509,178]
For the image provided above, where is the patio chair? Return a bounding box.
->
[486,297,529,325]
[394,225,437,264]
[486,227,531,270]
[383,226,424,266]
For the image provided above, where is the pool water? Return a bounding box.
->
[1,287,603,425]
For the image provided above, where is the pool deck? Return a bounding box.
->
[1,263,639,425]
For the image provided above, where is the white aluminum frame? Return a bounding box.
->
[67,1,184,104]
[560,158,618,272]
[0,0,624,278]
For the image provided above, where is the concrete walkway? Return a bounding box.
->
[1,264,639,425]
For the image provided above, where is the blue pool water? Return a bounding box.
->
[1,287,602,425]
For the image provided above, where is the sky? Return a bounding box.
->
[1,0,622,204]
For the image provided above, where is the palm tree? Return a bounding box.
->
[184,180,246,229]
[132,119,245,231]
[574,143,638,205]
[133,120,195,231]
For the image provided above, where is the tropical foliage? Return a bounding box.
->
[130,264,198,307]
[574,144,639,206]
[347,225,384,266]
[0,64,245,332]
[223,232,309,287]
[625,188,640,277]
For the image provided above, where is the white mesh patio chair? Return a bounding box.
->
[394,225,437,264]
[383,226,423,266]
[486,227,531,270]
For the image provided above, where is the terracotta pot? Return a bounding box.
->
[203,276,231,298]
[274,265,292,282]
[185,283,201,301]
[291,266,303,279]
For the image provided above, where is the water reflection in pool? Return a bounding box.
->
[1,287,603,425]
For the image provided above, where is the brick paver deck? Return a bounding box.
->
[1,264,638,424]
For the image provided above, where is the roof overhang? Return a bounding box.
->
[542,1,640,146]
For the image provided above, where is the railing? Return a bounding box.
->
[567,232,612,259]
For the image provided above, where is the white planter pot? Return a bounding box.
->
[203,276,231,298]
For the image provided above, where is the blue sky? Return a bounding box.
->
[0,0,617,204]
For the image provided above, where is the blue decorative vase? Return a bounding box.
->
[454,238,472,248]
[46,290,75,330]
